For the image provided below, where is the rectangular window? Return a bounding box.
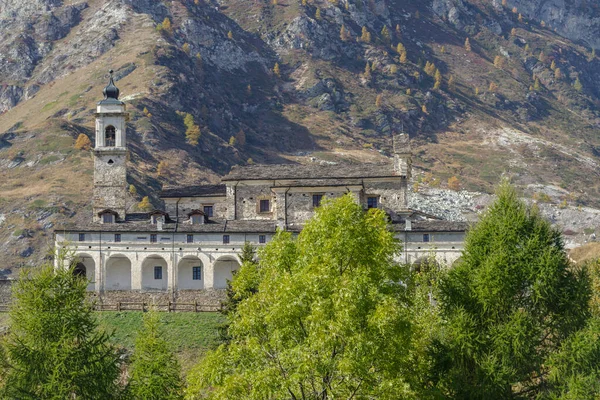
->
[259,234,266,244]
[192,266,202,280]
[78,233,85,242]
[114,234,121,243]
[102,214,113,223]
[203,205,213,217]
[187,234,194,244]
[423,234,430,243]
[154,266,162,280]
[312,194,323,208]
[223,235,230,244]
[259,199,270,213]
[150,234,157,243]
[367,196,379,209]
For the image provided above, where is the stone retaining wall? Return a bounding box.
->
[0,280,12,304]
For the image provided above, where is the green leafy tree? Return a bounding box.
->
[128,311,184,400]
[1,249,121,399]
[431,181,591,398]
[186,195,417,399]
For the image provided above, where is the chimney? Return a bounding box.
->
[405,219,412,231]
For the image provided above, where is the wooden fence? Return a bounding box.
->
[0,302,222,313]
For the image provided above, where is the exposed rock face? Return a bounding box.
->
[507,0,600,49]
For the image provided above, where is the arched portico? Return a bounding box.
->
[213,256,241,289]
[178,256,204,290]
[73,253,95,291]
[142,255,168,291]
[105,254,132,290]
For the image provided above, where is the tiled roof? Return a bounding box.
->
[223,163,400,181]
[160,184,227,198]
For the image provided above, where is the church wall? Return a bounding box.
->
[235,184,277,220]
[164,196,228,221]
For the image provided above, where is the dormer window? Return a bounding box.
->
[188,210,206,225]
[98,209,118,224]
[149,210,168,225]
[105,125,116,147]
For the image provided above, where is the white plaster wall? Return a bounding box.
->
[213,258,241,289]
[141,256,168,291]
[105,256,132,290]
[178,258,204,290]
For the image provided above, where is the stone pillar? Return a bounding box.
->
[131,254,143,290]
[205,256,215,289]
[168,253,176,293]
[95,252,103,293]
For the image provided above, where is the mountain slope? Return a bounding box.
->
[2,0,600,271]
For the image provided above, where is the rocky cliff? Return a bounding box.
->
[2,0,600,271]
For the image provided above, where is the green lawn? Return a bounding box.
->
[96,311,226,372]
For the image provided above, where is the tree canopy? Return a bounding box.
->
[186,194,418,399]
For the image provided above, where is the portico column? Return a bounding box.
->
[131,254,143,290]
[205,257,215,289]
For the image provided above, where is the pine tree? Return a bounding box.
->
[381,25,391,43]
[273,62,281,77]
[128,312,184,400]
[434,181,591,398]
[360,26,371,43]
[434,69,442,90]
[1,250,121,399]
[554,68,562,80]
[340,24,350,41]
[574,77,583,92]
[399,51,407,63]
[235,129,246,147]
[448,75,455,91]
[494,55,505,69]
[464,37,472,52]
[74,133,92,150]
[138,196,152,211]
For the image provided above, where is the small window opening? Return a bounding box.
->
[223,235,230,244]
[259,235,266,244]
[102,214,114,223]
[107,159,114,165]
[367,196,379,209]
[203,205,213,217]
[114,234,121,243]
[423,234,430,243]
[78,233,85,242]
[150,234,157,243]
[191,215,202,224]
[312,194,323,208]
[105,126,116,147]
[187,234,194,243]
[192,266,202,280]
[154,266,163,280]
[259,199,270,213]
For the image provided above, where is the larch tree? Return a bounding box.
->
[0,249,121,399]
[186,195,419,399]
[127,312,184,400]
[431,181,591,398]
[464,37,471,51]
[138,196,152,212]
[74,133,92,150]
[360,26,371,43]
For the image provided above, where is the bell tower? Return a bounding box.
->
[92,70,128,222]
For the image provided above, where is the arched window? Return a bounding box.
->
[73,263,87,278]
[105,125,116,147]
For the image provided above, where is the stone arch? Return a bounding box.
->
[105,125,116,147]
[73,253,95,291]
[142,255,168,291]
[412,256,440,273]
[105,254,132,291]
[213,256,241,289]
[178,256,204,290]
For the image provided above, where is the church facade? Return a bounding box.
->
[54,74,466,300]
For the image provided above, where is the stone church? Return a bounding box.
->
[54,74,466,302]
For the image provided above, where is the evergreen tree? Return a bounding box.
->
[235,129,246,147]
[434,69,442,89]
[1,250,121,399]
[273,62,281,77]
[128,312,184,400]
[360,26,371,42]
[534,77,541,91]
[464,37,472,51]
[431,181,591,398]
[315,7,321,20]
[381,25,391,43]
[574,77,583,92]
[187,195,416,398]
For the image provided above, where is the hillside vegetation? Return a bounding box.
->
[2,0,600,269]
